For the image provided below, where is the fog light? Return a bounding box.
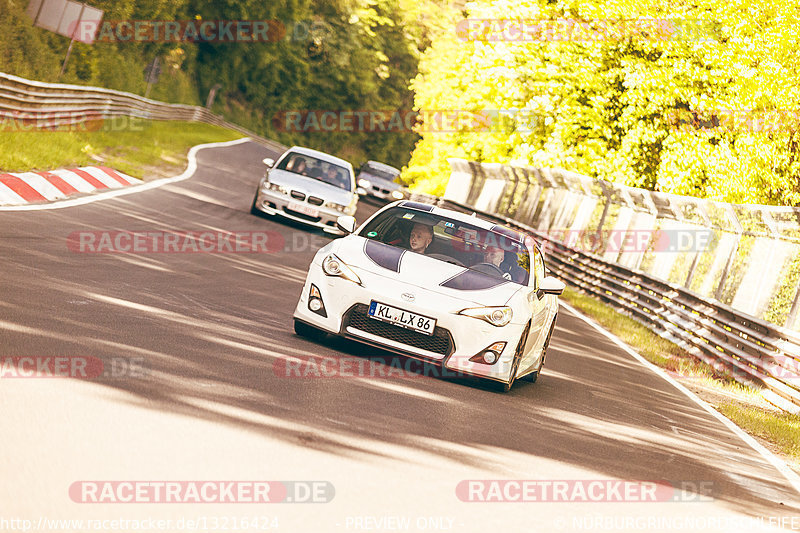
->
[468,341,507,365]
[307,284,327,317]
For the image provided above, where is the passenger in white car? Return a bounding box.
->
[407,222,433,254]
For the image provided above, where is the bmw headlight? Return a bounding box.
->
[322,253,363,285]
[391,190,404,200]
[263,180,289,194]
[324,201,347,213]
[358,178,372,189]
[458,306,513,327]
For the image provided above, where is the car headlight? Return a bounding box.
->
[263,181,289,194]
[322,253,363,285]
[324,201,347,213]
[358,178,372,189]
[391,190,404,200]
[458,306,513,327]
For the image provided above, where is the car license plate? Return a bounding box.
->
[288,201,319,217]
[368,301,436,336]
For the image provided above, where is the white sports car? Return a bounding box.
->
[292,201,565,391]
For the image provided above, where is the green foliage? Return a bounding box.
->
[0,0,420,169]
[763,253,800,327]
[407,0,800,206]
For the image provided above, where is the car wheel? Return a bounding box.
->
[501,322,530,392]
[294,319,325,341]
[523,314,557,383]
[250,192,262,215]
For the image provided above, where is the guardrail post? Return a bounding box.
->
[785,279,800,329]
[58,2,87,79]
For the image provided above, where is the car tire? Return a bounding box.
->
[250,193,261,215]
[294,319,325,341]
[501,322,531,392]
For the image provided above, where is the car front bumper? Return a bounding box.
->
[254,188,351,234]
[292,264,527,384]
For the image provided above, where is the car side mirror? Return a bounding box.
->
[536,276,565,299]
[263,158,275,167]
[336,215,357,234]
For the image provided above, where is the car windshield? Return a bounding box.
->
[277,153,352,190]
[360,163,400,181]
[359,206,531,285]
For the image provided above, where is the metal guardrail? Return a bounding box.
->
[0,72,286,153]
[410,183,800,413]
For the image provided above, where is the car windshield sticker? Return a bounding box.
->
[444,222,455,228]
[402,213,415,220]
[367,231,378,237]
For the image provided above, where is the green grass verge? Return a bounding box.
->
[0,121,243,178]
[560,287,715,376]
[560,286,800,467]
[717,404,800,463]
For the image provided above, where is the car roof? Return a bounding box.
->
[362,161,400,174]
[396,201,528,242]
[283,146,353,170]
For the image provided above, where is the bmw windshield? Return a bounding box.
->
[277,152,352,191]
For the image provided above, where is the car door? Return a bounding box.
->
[516,245,549,376]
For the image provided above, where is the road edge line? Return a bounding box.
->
[558,300,800,498]
[0,137,254,211]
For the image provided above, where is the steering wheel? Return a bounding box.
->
[426,253,465,267]
[471,262,505,276]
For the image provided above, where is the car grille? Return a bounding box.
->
[290,190,306,200]
[308,196,324,206]
[343,304,454,356]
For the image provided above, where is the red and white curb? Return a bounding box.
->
[0,137,254,211]
[0,166,140,206]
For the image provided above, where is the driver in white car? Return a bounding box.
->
[483,246,505,269]
[481,245,527,282]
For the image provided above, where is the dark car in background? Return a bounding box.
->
[356,161,405,202]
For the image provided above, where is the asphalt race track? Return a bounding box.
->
[1,139,799,532]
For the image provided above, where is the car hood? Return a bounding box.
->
[269,169,353,203]
[333,236,524,306]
